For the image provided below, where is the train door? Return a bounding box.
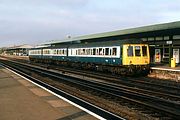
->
[134,46,141,63]
[173,49,179,64]
[109,47,118,65]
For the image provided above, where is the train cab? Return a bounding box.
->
[122,44,150,65]
[122,44,150,74]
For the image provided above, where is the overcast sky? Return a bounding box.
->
[0,0,180,47]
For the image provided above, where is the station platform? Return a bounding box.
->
[149,64,180,81]
[0,65,98,120]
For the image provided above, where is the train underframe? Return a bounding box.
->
[29,57,150,76]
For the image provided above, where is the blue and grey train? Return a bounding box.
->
[29,39,150,75]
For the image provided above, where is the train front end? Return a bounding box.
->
[122,44,150,75]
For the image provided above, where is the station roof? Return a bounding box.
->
[45,21,180,45]
[5,44,33,50]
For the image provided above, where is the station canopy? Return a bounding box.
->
[44,21,180,46]
[5,44,33,50]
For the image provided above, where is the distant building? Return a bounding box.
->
[2,44,33,56]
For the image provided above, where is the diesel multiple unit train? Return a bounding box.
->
[29,39,150,75]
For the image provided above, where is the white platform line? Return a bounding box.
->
[151,67,180,72]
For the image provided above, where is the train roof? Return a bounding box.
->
[44,21,180,46]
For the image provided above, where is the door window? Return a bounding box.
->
[135,46,141,56]
[127,46,133,56]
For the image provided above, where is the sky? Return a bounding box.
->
[0,0,180,47]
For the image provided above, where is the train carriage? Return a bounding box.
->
[29,47,42,61]
[67,39,150,75]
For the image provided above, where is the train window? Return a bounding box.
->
[103,49,105,55]
[70,49,72,55]
[96,49,99,55]
[93,48,96,55]
[127,46,133,56]
[76,50,78,55]
[85,49,87,55]
[142,46,147,56]
[53,50,56,54]
[135,46,141,56]
[112,48,117,56]
[86,49,90,55]
[80,49,83,55]
[90,49,93,55]
[105,48,109,55]
[110,49,112,55]
[44,50,46,54]
[99,48,103,55]
[78,49,80,55]
[89,49,91,55]
[81,49,84,55]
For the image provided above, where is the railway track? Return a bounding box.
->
[2,56,180,93]
[0,58,180,119]
[31,60,180,102]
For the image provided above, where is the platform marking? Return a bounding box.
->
[151,67,180,72]
[4,66,109,120]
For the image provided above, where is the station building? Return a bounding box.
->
[2,44,33,56]
[46,21,180,66]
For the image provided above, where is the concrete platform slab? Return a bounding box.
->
[29,87,53,96]
[0,65,99,120]
[149,64,180,81]
[47,100,71,107]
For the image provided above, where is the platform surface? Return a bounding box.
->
[0,65,98,120]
